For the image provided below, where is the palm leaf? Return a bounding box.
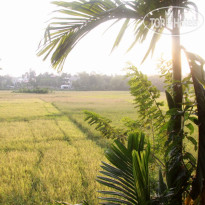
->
[38,0,191,71]
[111,18,130,52]
[97,132,150,204]
[38,0,141,71]
[183,48,205,200]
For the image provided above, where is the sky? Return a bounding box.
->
[0,0,204,77]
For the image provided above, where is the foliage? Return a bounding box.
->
[35,72,71,89]
[0,71,165,91]
[96,132,178,204]
[162,50,205,204]
[183,48,205,200]
[97,132,150,204]
[15,71,72,90]
[72,72,129,91]
[0,75,14,89]
[154,54,200,203]
[127,66,166,150]
[23,71,130,91]
[84,66,166,139]
[84,110,125,141]
[38,0,198,71]
[14,87,50,94]
[83,66,167,173]
[82,59,203,203]
[158,58,173,95]
[38,0,138,71]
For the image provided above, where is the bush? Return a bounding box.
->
[13,87,50,94]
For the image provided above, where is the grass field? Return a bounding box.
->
[0,90,197,204]
[0,91,139,205]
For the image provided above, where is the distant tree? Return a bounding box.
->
[72,72,129,91]
[22,69,37,87]
[0,75,13,89]
[36,72,58,88]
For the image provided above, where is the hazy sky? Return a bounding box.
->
[0,0,204,77]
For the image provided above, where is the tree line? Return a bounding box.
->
[0,71,165,91]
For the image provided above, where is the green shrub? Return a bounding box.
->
[14,87,50,94]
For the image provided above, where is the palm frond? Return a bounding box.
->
[38,0,198,72]
[38,0,187,71]
[97,132,150,204]
[183,48,205,199]
[38,0,141,71]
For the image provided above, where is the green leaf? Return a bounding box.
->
[98,132,151,204]
[111,19,130,52]
[83,110,124,140]
[188,116,199,125]
[186,136,197,151]
[141,30,163,64]
[38,0,140,71]
[185,123,194,135]
[165,90,175,109]
[183,48,205,199]
[158,168,167,195]
[166,108,179,116]
[183,152,196,166]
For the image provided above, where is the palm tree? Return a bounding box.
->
[38,0,203,203]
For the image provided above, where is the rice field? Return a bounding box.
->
[0,91,137,205]
[0,90,197,204]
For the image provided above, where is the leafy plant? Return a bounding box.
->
[83,59,202,203]
[84,110,125,141]
[13,87,50,94]
[183,48,205,201]
[97,132,175,204]
[97,132,150,204]
[127,66,166,152]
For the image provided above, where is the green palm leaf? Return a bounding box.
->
[38,0,140,71]
[97,132,150,204]
[38,0,197,71]
[183,48,205,199]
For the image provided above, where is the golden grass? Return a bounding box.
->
[0,90,198,204]
[0,98,60,121]
[0,91,110,204]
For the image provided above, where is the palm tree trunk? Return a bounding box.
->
[170,6,183,205]
[172,8,182,145]
[172,5,182,109]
